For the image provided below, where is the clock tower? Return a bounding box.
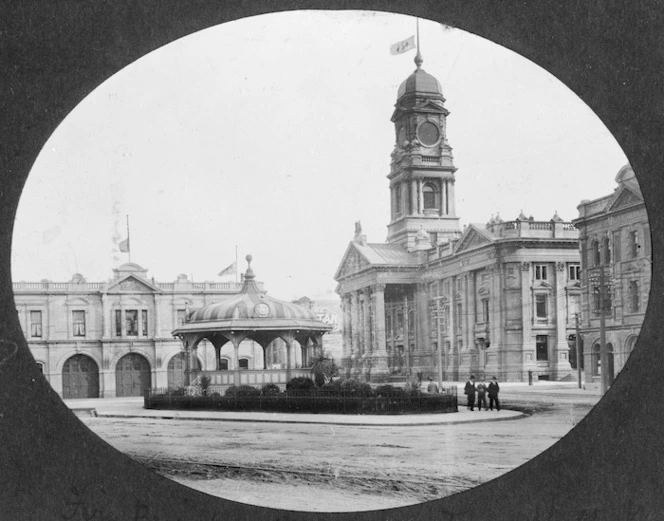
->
[387,51,461,250]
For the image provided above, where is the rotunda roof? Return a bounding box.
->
[174,255,332,334]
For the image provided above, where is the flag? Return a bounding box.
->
[390,35,416,55]
[218,261,236,277]
[118,237,130,252]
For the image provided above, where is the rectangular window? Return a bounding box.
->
[141,310,148,336]
[535,294,548,318]
[115,310,122,336]
[536,335,548,361]
[568,264,581,281]
[177,309,186,326]
[72,310,86,337]
[456,303,463,332]
[592,287,601,313]
[482,299,490,323]
[30,310,42,338]
[630,280,640,313]
[613,230,621,262]
[535,264,548,280]
[125,310,138,336]
[628,230,639,259]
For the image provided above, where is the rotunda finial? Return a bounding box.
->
[245,254,255,280]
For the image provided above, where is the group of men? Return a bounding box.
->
[464,375,500,411]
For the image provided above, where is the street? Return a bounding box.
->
[76,387,600,512]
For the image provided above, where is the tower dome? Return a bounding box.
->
[397,68,444,99]
[397,51,444,101]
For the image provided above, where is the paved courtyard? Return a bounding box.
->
[68,382,602,512]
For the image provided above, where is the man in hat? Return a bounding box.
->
[464,375,476,411]
[426,377,439,394]
[488,376,501,411]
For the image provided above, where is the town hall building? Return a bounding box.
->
[335,51,581,383]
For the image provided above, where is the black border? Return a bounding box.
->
[1,1,663,519]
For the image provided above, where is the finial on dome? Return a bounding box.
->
[414,50,423,69]
[244,254,255,280]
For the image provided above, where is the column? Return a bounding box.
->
[101,294,110,339]
[153,294,162,339]
[554,262,572,378]
[415,283,430,373]
[417,179,423,215]
[448,277,458,379]
[520,262,536,380]
[285,339,293,383]
[233,339,241,386]
[350,291,361,374]
[448,178,456,217]
[363,288,372,355]
[410,180,417,215]
[371,284,389,380]
[485,264,502,378]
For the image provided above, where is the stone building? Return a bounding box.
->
[574,164,651,387]
[335,52,581,383]
[14,262,273,398]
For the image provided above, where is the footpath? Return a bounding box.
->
[64,381,602,427]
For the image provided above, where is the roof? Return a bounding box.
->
[354,242,420,266]
[173,255,332,336]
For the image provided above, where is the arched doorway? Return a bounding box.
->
[62,354,99,399]
[167,353,201,388]
[115,353,151,397]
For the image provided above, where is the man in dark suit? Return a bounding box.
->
[488,376,500,411]
[464,375,476,411]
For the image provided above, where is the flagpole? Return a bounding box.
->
[235,245,238,283]
[126,215,131,263]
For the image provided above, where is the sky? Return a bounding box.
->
[11,10,629,301]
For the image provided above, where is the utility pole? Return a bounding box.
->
[404,295,411,385]
[575,313,582,389]
[599,266,608,394]
[436,297,443,389]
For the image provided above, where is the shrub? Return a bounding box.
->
[199,375,211,396]
[261,383,281,396]
[375,384,406,397]
[225,385,260,397]
[286,376,315,393]
[339,379,374,397]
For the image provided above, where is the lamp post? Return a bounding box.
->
[599,266,609,394]
[575,313,582,389]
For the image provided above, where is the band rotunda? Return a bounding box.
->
[335,51,581,383]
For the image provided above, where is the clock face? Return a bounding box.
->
[417,121,440,146]
[254,302,270,318]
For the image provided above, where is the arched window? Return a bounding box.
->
[239,358,249,370]
[602,237,611,265]
[592,240,601,267]
[218,358,229,371]
[422,183,438,210]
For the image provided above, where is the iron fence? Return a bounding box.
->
[145,385,458,415]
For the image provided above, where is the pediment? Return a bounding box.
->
[106,275,161,294]
[607,185,643,212]
[334,244,373,280]
[411,99,447,113]
[623,261,642,273]
[454,226,493,254]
